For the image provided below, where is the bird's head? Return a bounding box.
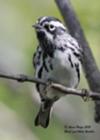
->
[33,16,67,42]
[33,16,67,56]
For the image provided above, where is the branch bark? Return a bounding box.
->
[55,0,100,122]
[0,73,100,100]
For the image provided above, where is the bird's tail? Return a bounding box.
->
[34,99,53,128]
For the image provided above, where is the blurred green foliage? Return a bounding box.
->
[0,0,100,140]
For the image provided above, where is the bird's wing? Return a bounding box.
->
[33,46,43,69]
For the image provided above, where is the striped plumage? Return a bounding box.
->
[33,16,82,128]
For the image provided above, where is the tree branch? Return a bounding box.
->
[55,0,100,122]
[0,73,46,85]
[0,73,100,100]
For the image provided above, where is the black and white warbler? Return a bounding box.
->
[32,16,82,128]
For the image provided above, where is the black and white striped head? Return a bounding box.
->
[33,16,67,42]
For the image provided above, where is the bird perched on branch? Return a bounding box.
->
[33,16,82,128]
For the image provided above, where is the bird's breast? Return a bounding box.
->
[49,50,79,87]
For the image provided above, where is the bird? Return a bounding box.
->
[32,16,82,128]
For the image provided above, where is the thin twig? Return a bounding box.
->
[52,83,100,100]
[0,73,46,85]
[0,73,100,100]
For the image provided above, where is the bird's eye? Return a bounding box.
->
[49,24,55,31]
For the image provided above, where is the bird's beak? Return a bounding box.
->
[32,24,42,30]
